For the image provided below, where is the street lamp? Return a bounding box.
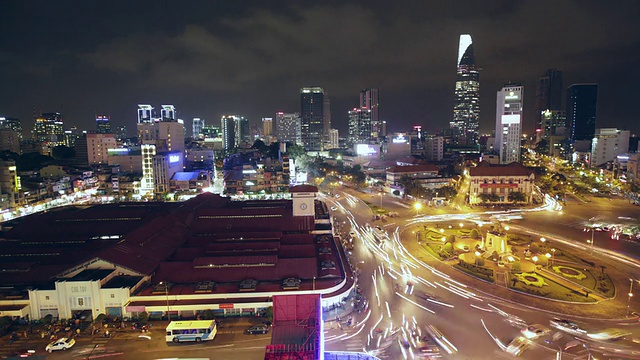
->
[627,278,635,317]
[582,343,592,360]
[159,281,170,321]
[540,237,546,244]
[584,227,595,254]
[544,339,562,360]
[545,253,551,268]
[414,202,422,215]
[550,248,556,268]
[475,251,481,266]
[440,228,445,233]
[459,223,464,228]
[504,225,510,231]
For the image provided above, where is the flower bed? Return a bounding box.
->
[514,272,548,287]
[508,272,596,303]
[453,260,494,283]
[552,265,586,280]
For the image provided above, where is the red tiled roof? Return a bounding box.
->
[289,185,318,193]
[468,161,535,177]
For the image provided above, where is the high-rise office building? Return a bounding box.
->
[96,115,111,134]
[116,126,128,142]
[220,115,248,151]
[567,84,598,142]
[328,129,339,150]
[193,118,204,138]
[33,112,65,155]
[160,105,176,121]
[262,117,273,137]
[451,34,480,146]
[495,84,524,164]
[534,69,563,132]
[0,117,23,139]
[138,105,153,123]
[348,108,373,145]
[541,110,567,139]
[300,87,324,151]
[276,112,301,145]
[360,88,380,140]
[323,94,331,137]
[424,135,444,161]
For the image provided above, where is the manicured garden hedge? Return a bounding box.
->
[454,260,494,283]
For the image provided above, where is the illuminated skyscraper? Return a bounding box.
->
[300,87,324,151]
[534,69,563,132]
[360,88,380,140]
[347,108,372,145]
[262,117,273,137]
[276,112,301,145]
[33,112,64,155]
[192,118,204,138]
[161,105,176,121]
[567,84,598,142]
[96,115,111,134]
[495,84,524,164]
[451,34,480,146]
[220,115,248,151]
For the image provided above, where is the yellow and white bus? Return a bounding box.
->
[165,320,217,343]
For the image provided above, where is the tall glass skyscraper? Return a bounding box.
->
[567,84,598,142]
[451,34,480,146]
[495,84,524,164]
[534,69,563,132]
[360,88,380,140]
[300,87,324,151]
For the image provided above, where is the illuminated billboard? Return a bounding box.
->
[501,114,521,125]
[355,144,379,156]
[392,134,408,143]
[169,155,181,164]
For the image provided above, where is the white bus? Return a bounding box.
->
[166,320,217,343]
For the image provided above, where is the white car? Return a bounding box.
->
[549,318,587,335]
[520,324,551,339]
[46,337,75,353]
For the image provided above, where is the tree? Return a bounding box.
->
[286,144,305,160]
[397,175,414,198]
[476,257,485,266]
[446,234,456,243]
[139,311,149,324]
[51,145,75,160]
[470,228,480,239]
[94,313,107,324]
[204,309,214,320]
[511,261,522,273]
[508,191,527,203]
[264,306,274,323]
[443,242,454,254]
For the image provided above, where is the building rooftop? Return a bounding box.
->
[388,164,439,173]
[468,161,535,177]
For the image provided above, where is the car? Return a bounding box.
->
[12,349,36,358]
[330,206,338,211]
[246,324,270,334]
[415,335,440,355]
[506,336,529,356]
[520,324,551,339]
[549,318,587,335]
[45,337,75,353]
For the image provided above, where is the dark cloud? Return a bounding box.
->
[1,0,639,136]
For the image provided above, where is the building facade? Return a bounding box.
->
[347,108,373,145]
[33,112,64,155]
[96,115,111,134]
[138,120,185,152]
[424,135,444,161]
[534,69,563,133]
[262,117,273,137]
[567,84,598,142]
[360,88,379,140]
[276,112,301,145]
[495,84,524,164]
[591,128,630,167]
[87,133,117,165]
[327,129,339,150]
[300,87,324,151]
[451,34,480,146]
[192,118,204,139]
[467,161,535,204]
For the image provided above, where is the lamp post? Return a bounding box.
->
[627,278,634,317]
[582,343,592,360]
[585,227,595,254]
[313,276,316,291]
[545,339,562,360]
[159,281,170,321]
[414,202,422,216]
[545,253,552,268]
[379,192,383,207]
[550,248,556,268]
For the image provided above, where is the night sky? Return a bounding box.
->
[1,1,639,138]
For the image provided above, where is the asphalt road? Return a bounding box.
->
[323,189,640,360]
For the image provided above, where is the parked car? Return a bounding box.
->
[246,324,271,334]
[46,337,75,353]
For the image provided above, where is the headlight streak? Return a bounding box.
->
[480,318,507,351]
[395,291,436,314]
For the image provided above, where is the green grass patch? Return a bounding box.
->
[574,270,615,298]
[453,260,494,283]
[508,272,596,303]
[422,243,452,260]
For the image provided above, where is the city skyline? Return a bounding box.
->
[1,1,639,138]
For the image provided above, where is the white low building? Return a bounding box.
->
[467,161,535,204]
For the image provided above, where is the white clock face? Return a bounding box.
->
[300,203,308,210]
